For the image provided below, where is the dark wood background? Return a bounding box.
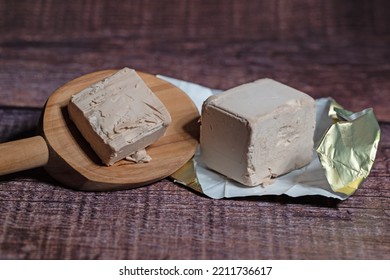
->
[0,0,389,259]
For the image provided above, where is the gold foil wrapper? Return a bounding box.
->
[166,80,381,199]
[170,157,203,194]
[170,99,380,199]
[316,100,381,195]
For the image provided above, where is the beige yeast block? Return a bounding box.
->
[68,67,171,166]
[200,78,316,186]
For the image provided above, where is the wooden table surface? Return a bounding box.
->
[0,0,389,259]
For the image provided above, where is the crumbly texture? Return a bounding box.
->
[68,67,171,166]
[125,149,152,163]
[200,78,316,186]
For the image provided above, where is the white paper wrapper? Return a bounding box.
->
[158,75,348,200]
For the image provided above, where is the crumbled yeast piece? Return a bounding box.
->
[200,78,316,186]
[68,67,171,166]
[125,149,152,163]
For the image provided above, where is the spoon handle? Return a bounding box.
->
[0,136,49,175]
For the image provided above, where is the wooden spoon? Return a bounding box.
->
[0,70,200,191]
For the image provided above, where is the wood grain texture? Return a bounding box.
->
[0,114,389,259]
[0,0,389,121]
[0,0,389,260]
